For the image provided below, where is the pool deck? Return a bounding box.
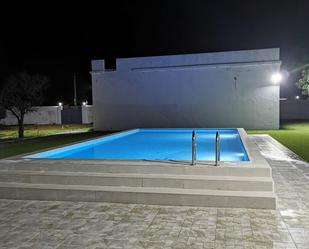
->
[0,135,308,248]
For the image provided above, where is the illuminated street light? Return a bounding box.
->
[271,73,283,84]
[58,102,63,107]
[296,95,300,100]
[82,101,87,106]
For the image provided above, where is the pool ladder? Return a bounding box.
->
[215,131,220,166]
[191,131,197,165]
[191,130,220,166]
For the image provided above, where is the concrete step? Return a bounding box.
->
[1,160,271,177]
[0,182,276,209]
[0,170,273,191]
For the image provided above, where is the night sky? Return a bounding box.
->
[1,0,309,105]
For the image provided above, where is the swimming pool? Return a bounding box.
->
[25,129,249,161]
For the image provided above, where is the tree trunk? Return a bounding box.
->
[18,118,24,139]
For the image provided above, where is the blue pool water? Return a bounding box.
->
[25,129,249,161]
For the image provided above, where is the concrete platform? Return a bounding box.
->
[0,129,277,209]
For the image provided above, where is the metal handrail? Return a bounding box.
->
[215,131,220,166]
[191,130,196,165]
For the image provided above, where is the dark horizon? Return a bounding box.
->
[1,0,309,105]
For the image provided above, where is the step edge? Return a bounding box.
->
[0,182,276,198]
[0,170,274,182]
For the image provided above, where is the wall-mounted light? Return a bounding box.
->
[233,76,237,89]
[58,102,63,107]
[271,73,283,84]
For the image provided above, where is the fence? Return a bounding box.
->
[0,105,93,125]
[82,105,93,124]
[280,99,309,120]
[0,106,62,125]
[1,101,308,125]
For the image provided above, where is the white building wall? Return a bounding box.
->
[91,48,281,130]
[0,106,62,125]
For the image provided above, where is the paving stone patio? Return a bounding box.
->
[0,135,309,248]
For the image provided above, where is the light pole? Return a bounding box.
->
[73,72,77,106]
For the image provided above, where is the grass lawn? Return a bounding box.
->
[247,121,309,162]
[0,131,110,159]
[0,124,93,141]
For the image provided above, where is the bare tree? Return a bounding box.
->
[0,105,6,120]
[0,72,49,138]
